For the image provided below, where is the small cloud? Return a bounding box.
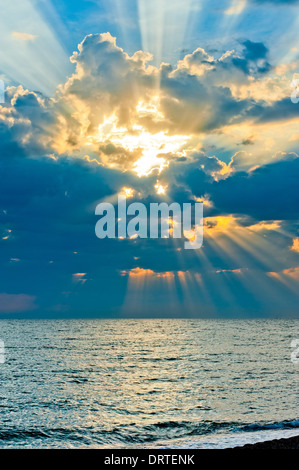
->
[224,0,247,15]
[120,267,175,279]
[12,32,38,41]
[238,136,255,146]
[0,293,37,313]
[283,267,299,281]
[72,273,87,284]
[268,267,299,282]
[290,237,299,253]
[216,268,247,274]
[267,271,280,280]
[248,221,281,231]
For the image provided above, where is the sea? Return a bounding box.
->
[0,319,298,449]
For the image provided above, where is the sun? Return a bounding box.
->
[97,96,189,176]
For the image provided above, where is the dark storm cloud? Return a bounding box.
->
[246,97,299,123]
[229,40,271,75]
[180,153,299,221]
[242,40,268,61]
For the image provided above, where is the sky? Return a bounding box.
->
[0,0,299,318]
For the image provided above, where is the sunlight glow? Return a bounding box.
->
[120,187,135,198]
[154,182,168,195]
[224,0,247,16]
[98,113,188,176]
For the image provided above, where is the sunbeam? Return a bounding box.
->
[0,0,71,95]
[137,0,201,67]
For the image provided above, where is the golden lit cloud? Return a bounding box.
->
[224,0,247,15]
[97,113,188,175]
[72,273,87,284]
[120,267,175,279]
[267,271,280,280]
[120,187,135,198]
[247,221,282,232]
[154,181,168,195]
[3,30,299,183]
[290,237,299,252]
[268,267,299,284]
[12,32,38,41]
[283,267,299,281]
[204,215,238,233]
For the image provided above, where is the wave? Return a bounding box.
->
[237,419,299,432]
[144,418,299,435]
[1,419,298,449]
[150,419,299,449]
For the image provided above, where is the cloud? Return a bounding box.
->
[0,293,37,313]
[283,266,299,280]
[72,273,87,284]
[217,156,299,220]
[168,151,299,221]
[247,221,282,231]
[224,0,247,15]
[12,32,38,41]
[290,237,299,252]
[0,32,297,176]
[120,267,175,279]
[0,32,299,317]
[0,148,298,317]
[0,85,56,158]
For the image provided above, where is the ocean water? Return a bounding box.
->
[0,319,298,449]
